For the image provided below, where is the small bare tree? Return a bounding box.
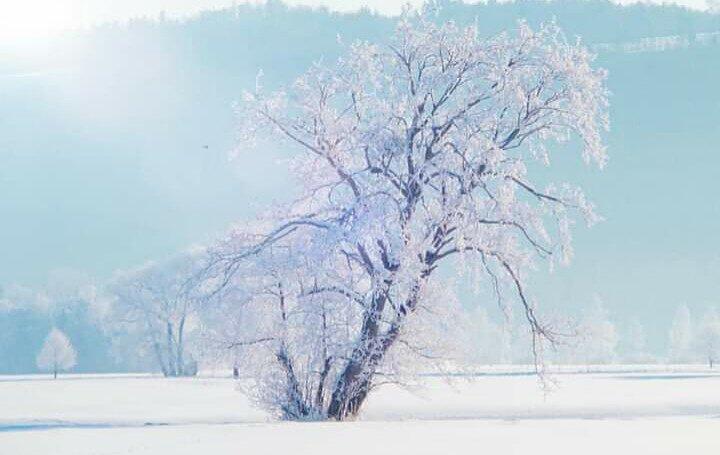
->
[36,328,77,379]
[207,13,608,420]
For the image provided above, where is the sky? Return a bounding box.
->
[0,0,713,39]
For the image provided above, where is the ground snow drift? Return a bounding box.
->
[1,367,720,454]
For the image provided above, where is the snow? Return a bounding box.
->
[0,374,265,427]
[3,418,720,455]
[2,367,720,454]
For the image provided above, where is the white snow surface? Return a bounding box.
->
[2,366,720,454]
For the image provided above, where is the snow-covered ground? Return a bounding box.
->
[2,367,720,454]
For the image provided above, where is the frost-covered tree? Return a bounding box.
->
[697,306,720,369]
[206,14,607,420]
[197,273,259,378]
[668,304,694,363]
[622,319,654,364]
[465,307,503,364]
[109,255,204,377]
[573,301,618,365]
[498,319,517,364]
[36,328,77,379]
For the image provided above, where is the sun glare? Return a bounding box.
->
[0,1,77,40]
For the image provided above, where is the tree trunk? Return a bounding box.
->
[176,316,186,376]
[326,363,372,420]
[326,326,401,420]
[151,340,169,377]
[327,289,388,420]
[166,322,177,376]
[277,345,312,419]
[327,279,424,420]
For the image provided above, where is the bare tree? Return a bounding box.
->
[109,255,204,377]
[207,13,608,420]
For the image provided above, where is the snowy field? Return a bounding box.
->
[2,366,720,454]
